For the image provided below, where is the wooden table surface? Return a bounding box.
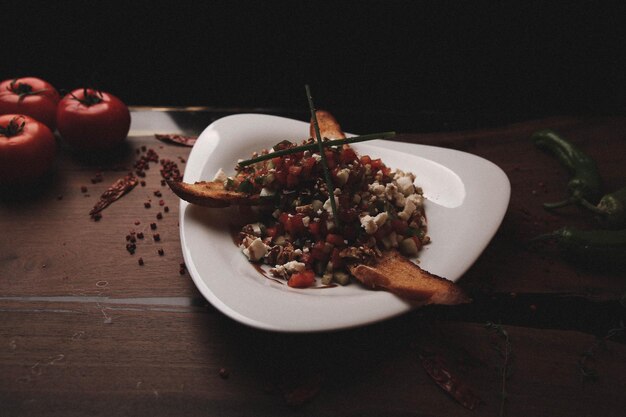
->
[1,110,625,416]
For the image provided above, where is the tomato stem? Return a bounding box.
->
[70,88,103,106]
[8,79,49,101]
[0,116,26,138]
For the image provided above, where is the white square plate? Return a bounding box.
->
[178,114,510,332]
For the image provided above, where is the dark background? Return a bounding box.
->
[4,1,626,132]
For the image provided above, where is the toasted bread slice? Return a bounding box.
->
[348,250,470,305]
[167,180,268,208]
[310,110,346,140]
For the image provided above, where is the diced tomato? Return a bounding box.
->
[330,247,343,269]
[265,226,278,238]
[274,169,288,185]
[391,219,409,235]
[279,212,290,227]
[370,158,384,170]
[310,241,327,261]
[340,147,357,164]
[360,155,372,165]
[288,270,316,288]
[299,252,312,267]
[308,221,321,237]
[326,233,345,247]
[301,157,316,178]
[286,173,299,188]
[272,157,283,169]
[281,213,306,236]
[288,165,302,176]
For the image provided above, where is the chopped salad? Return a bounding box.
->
[216,137,429,288]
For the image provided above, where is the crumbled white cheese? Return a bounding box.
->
[323,197,339,216]
[272,209,281,219]
[396,176,415,196]
[241,237,268,262]
[302,216,310,227]
[385,183,398,201]
[272,261,306,276]
[312,153,322,162]
[394,192,406,208]
[260,187,275,197]
[335,168,350,186]
[360,212,388,234]
[369,182,385,196]
[397,194,422,221]
[374,212,388,226]
[213,168,227,182]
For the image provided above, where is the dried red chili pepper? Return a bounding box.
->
[155,133,197,147]
[89,175,138,217]
[419,353,482,410]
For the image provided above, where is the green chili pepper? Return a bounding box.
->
[531,129,602,209]
[578,186,626,229]
[531,226,626,268]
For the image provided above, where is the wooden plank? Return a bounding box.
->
[0,137,196,298]
[0,302,624,416]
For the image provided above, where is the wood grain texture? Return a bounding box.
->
[0,304,624,416]
[1,112,626,416]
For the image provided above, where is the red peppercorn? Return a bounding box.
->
[140,180,146,187]
[158,248,164,256]
[156,212,163,220]
[153,233,161,241]
[138,257,144,266]
[164,206,170,213]
[159,199,165,206]
[154,190,162,197]
[150,222,157,230]
[134,220,141,225]
[144,202,151,208]
[137,232,144,239]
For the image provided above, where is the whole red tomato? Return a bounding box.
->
[0,114,56,185]
[0,77,60,131]
[57,88,131,151]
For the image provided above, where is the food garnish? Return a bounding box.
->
[155,133,198,147]
[168,93,469,304]
[89,174,138,218]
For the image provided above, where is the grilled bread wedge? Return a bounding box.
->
[310,109,346,140]
[348,251,470,305]
[167,180,269,208]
